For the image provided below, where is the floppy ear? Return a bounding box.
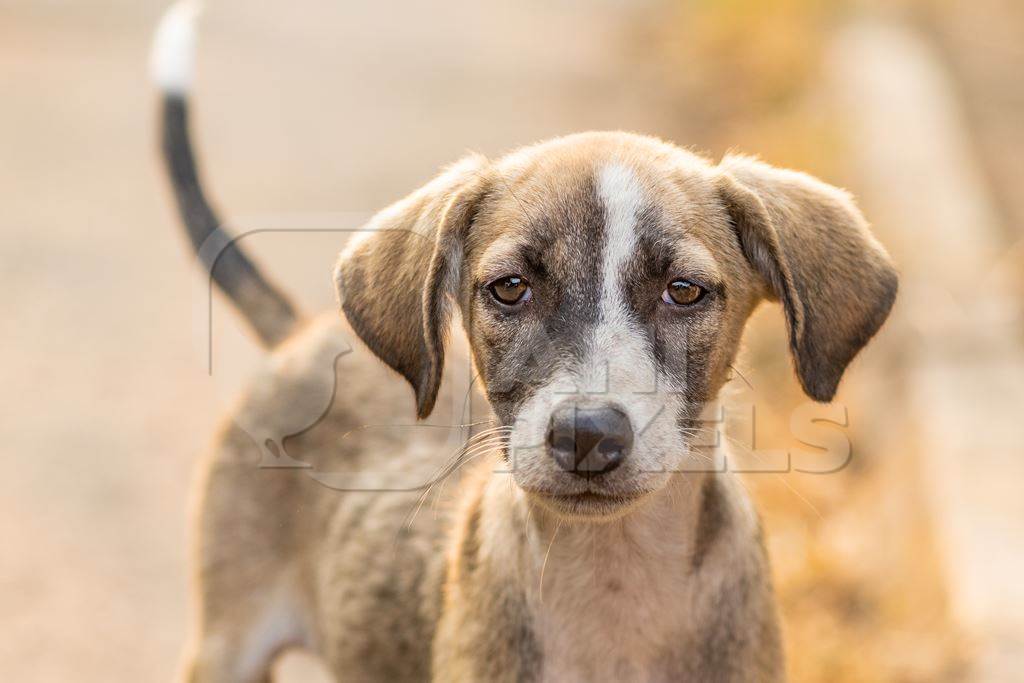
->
[334,155,490,418]
[717,155,898,402]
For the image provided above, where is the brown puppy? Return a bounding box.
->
[155,5,897,682]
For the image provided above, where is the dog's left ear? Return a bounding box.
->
[716,155,898,402]
[334,155,491,418]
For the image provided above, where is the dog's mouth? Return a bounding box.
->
[526,488,651,519]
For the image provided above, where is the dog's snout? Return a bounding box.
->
[546,404,633,476]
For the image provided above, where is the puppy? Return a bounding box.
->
[154,5,897,682]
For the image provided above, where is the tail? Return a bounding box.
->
[151,1,300,347]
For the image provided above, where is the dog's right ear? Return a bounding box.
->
[334,155,490,419]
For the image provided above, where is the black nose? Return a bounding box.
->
[547,404,633,477]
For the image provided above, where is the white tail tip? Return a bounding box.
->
[151,0,203,95]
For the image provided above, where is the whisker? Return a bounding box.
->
[727,364,755,391]
[337,418,500,444]
[399,434,511,535]
[717,432,822,518]
[429,439,510,513]
[419,436,508,505]
[538,519,561,606]
[426,428,512,480]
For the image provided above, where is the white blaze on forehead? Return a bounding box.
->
[596,163,644,320]
[507,164,690,485]
[590,162,654,395]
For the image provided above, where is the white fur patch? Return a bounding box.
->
[596,163,643,323]
[590,163,680,473]
[236,573,309,680]
[150,0,203,94]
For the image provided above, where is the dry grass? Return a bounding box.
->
[733,315,965,682]
[652,0,843,171]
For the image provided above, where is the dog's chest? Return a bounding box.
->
[530,532,693,682]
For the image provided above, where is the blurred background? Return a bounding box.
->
[3,0,1023,681]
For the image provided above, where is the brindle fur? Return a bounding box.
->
[177,133,897,682]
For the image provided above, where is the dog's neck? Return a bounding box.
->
[475,466,746,681]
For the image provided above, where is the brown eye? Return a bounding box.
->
[662,280,706,306]
[488,276,531,306]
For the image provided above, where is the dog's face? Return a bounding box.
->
[459,151,763,517]
[336,133,897,519]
